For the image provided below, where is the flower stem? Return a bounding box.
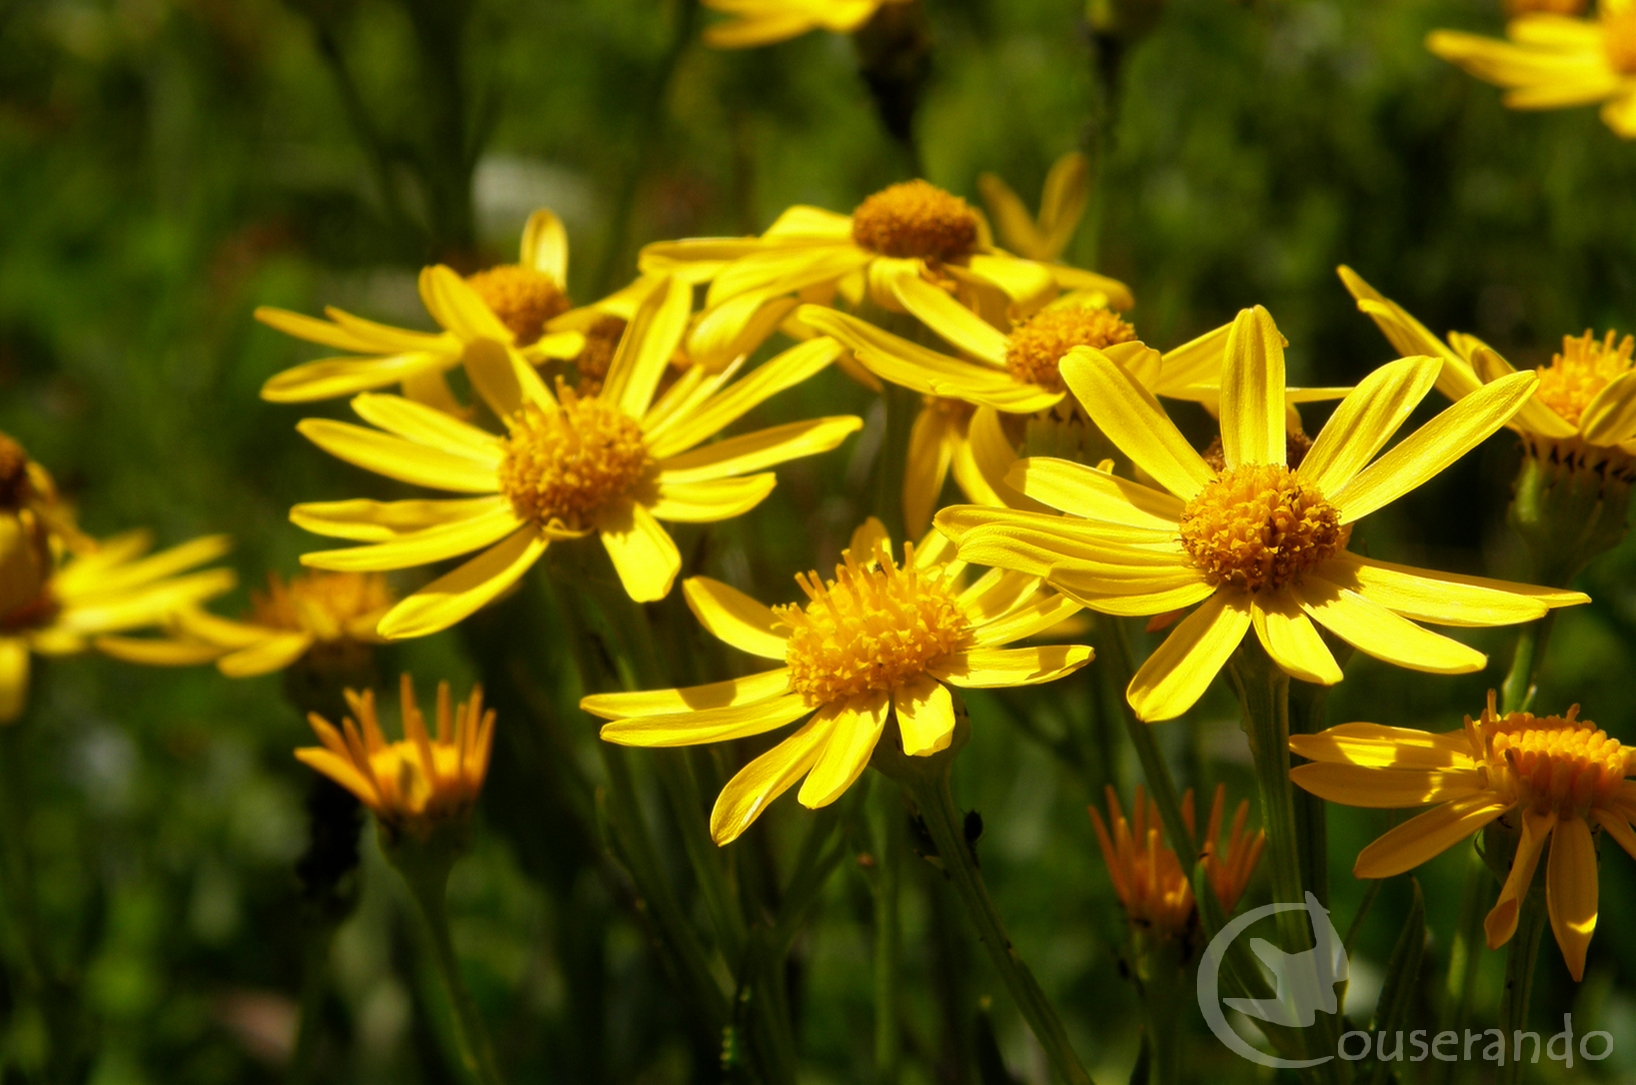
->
[872,789,904,1085]
[1500,615,1556,715]
[1431,847,1492,1085]
[1101,616,1194,854]
[873,708,1093,1085]
[1498,879,1549,1085]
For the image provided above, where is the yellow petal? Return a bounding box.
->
[261,353,449,403]
[682,577,789,659]
[1546,814,1598,982]
[0,638,28,722]
[1330,370,1538,523]
[648,475,778,523]
[290,496,509,542]
[57,533,231,597]
[1295,575,1487,675]
[1580,369,1636,444]
[657,416,862,483]
[970,593,1084,647]
[1039,152,1090,255]
[376,527,548,639]
[1289,723,1476,769]
[710,711,835,844]
[1006,457,1184,529]
[1336,266,1486,403]
[798,690,889,808]
[1252,594,1343,685]
[217,632,316,677]
[1289,762,1484,808]
[1593,809,1636,863]
[463,337,555,419]
[929,645,1093,688]
[891,275,1010,365]
[1297,356,1440,496]
[520,208,568,282]
[1048,266,1134,311]
[296,419,500,494]
[1126,592,1250,722]
[904,406,955,537]
[645,337,844,458]
[349,393,504,464]
[604,275,693,420]
[1046,573,1216,617]
[1469,345,1579,438]
[1058,347,1214,500]
[301,502,520,571]
[421,265,512,343]
[1218,306,1287,468]
[580,668,792,720]
[1354,793,1513,879]
[597,502,681,603]
[893,674,956,756]
[1485,808,1555,948]
[94,635,227,666]
[1154,321,1230,394]
[977,171,1047,259]
[59,569,237,634]
[961,253,1056,306]
[171,607,266,649]
[600,692,813,747]
[295,748,383,809]
[1331,553,1552,628]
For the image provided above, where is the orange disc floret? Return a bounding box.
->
[1179,464,1348,593]
[777,540,969,704]
[1604,7,1636,75]
[465,264,571,346]
[1468,692,1630,819]
[250,571,393,640]
[497,386,651,533]
[1004,307,1137,393]
[851,180,980,262]
[1534,329,1636,428]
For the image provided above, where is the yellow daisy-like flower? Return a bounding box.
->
[640,180,1131,365]
[977,152,1090,264]
[256,209,586,409]
[291,286,861,636]
[936,306,1588,721]
[297,674,495,840]
[0,432,92,554]
[1089,783,1264,939]
[582,519,1092,844]
[1291,692,1633,982]
[1,530,235,721]
[1342,266,1636,469]
[700,0,911,47]
[99,571,393,678]
[1427,1,1636,138]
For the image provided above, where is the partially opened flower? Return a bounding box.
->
[297,674,495,841]
[1427,2,1636,138]
[257,209,585,408]
[2,531,234,721]
[583,519,1092,844]
[936,306,1587,721]
[641,180,1130,364]
[977,152,1090,264]
[700,0,910,47]
[99,571,393,678]
[1291,692,1633,981]
[291,286,860,635]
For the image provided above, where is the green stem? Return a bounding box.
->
[872,790,903,1085]
[1500,615,1555,715]
[1134,938,1185,1085]
[875,710,1093,1085]
[1432,847,1492,1085]
[289,925,335,1085]
[1103,616,1194,854]
[1498,882,1548,1085]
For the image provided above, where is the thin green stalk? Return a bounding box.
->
[289,925,334,1085]
[1103,616,1194,854]
[1432,848,1492,1085]
[1501,615,1556,715]
[872,790,903,1085]
[874,709,1093,1085]
[1498,883,1548,1085]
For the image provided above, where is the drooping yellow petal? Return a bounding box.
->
[604,276,693,420]
[291,496,509,542]
[1295,575,1487,675]
[1252,593,1343,685]
[1058,347,1214,500]
[1546,814,1598,982]
[1290,762,1484,808]
[349,393,504,464]
[1297,356,1440,496]
[969,593,1084,647]
[261,353,449,403]
[294,748,383,809]
[296,419,500,494]
[904,405,955,538]
[1006,458,1184,529]
[798,690,889,808]
[597,502,681,603]
[1579,369,1636,445]
[682,577,790,659]
[300,502,521,571]
[1126,592,1251,722]
[1218,306,1287,468]
[647,475,779,523]
[580,668,793,720]
[94,635,229,667]
[463,337,555,419]
[710,711,835,844]
[644,337,844,458]
[893,674,956,756]
[376,528,548,639]
[1047,574,1217,618]
[1354,793,1514,879]
[1330,553,1553,628]
[420,265,512,343]
[930,645,1093,688]
[217,632,317,677]
[1485,808,1556,948]
[657,416,862,483]
[891,275,1010,365]
[1289,723,1476,770]
[599,692,813,747]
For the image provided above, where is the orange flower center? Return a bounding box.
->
[250,571,393,639]
[776,541,968,704]
[464,264,570,346]
[497,388,651,533]
[1604,7,1636,74]
[1179,464,1349,593]
[1004,307,1137,393]
[1473,703,1629,820]
[851,181,980,262]
[1533,329,1635,427]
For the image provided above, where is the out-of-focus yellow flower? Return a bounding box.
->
[1292,691,1633,982]
[642,180,1130,364]
[1342,266,1636,470]
[977,152,1090,264]
[582,519,1091,844]
[0,531,234,721]
[0,432,92,554]
[936,306,1587,721]
[700,0,911,47]
[1508,0,1589,15]
[1427,2,1636,138]
[1089,783,1264,938]
[99,571,393,678]
[256,210,586,410]
[297,674,495,840]
[291,283,860,634]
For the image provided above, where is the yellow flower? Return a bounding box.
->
[1427,1,1636,137]
[0,432,92,554]
[936,306,1587,721]
[641,180,1129,365]
[1089,783,1264,937]
[977,152,1090,263]
[99,571,393,678]
[700,0,911,47]
[1290,692,1633,982]
[582,519,1092,844]
[0,531,235,721]
[297,674,495,840]
[1342,266,1636,469]
[291,285,861,635]
[256,209,586,409]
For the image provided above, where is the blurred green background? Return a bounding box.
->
[4,0,1636,1081]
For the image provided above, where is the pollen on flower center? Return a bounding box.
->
[851,180,980,262]
[1471,694,1629,818]
[1004,307,1137,393]
[1179,464,1349,592]
[776,541,969,704]
[251,571,392,639]
[497,387,651,533]
[1604,8,1636,74]
[1534,329,1635,426]
[464,264,571,346]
